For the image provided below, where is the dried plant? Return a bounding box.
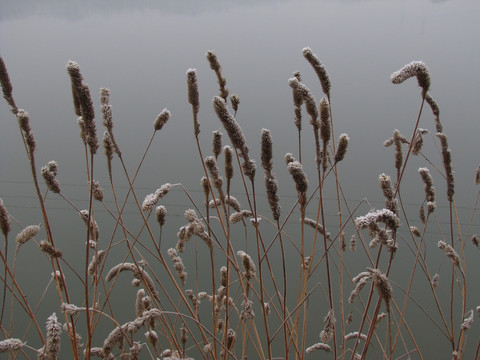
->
[0,48,477,360]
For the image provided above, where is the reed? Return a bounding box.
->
[0,48,479,360]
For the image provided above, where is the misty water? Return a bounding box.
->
[1,0,479,358]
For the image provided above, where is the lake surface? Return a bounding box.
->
[1,0,479,358]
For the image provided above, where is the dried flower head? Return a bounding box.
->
[306,342,332,354]
[320,308,336,343]
[61,303,86,317]
[213,96,255,181]
[418,167,435,203]
[186,68,200,136]
[230,94,240,113]
[224,145,234,180]
[0,56,18,111]
[153,108,170,131]
[106,263,158,300]
[334,133,350,163]
[41,162,61,194]
[103,131,114,163]
[285,152,296,164]
[237,250,256,280]
[206,50,229,100]
[156,205,167,226]
[79,209,99,240]
[288,160,308,205]
[168,248,187,286]
[265,174,281,221]
[437,132,455,202]
[410,226,421,237]
[368,268,393,311]
[45,313,62,359]
[16,224,41,247]
[391,60,430,93]
[302,47,331,98]
[292,71,303,131]
[142,183,173,212]
[320,97,330,144]
[39,240,62,258]
[88,250,106,278]
[230,210,253,224]
[0,198,10,238]
[0,338,25,353]
[89,180,104,202]
[425,93,443,132]
[438,241,462,271]
[261,128,273,172]
[379,173,398,213]
[212,129,222,159]
[355,208,400,231]
[344,332,368,342]
[288,77,318,126]
[145,330,158,346]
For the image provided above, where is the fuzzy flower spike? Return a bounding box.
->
[391,60,430,95]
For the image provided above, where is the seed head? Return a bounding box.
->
[16,224,41,247]
[153,108,170,131]
[334,133,349,163]
[0,198,10,238]
[302,47,331,98]
[0,338,25,353]
[156,205,167,226]
[45,313,62,359]
[391,60,430,93]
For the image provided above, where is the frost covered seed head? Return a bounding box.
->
[302,47,331,98]
[334,133,349,163]
[46,313,62,359]
[0,338,25,353]
[16,224,41,247]
[391,60,430,93]
[153,108,170,131]
[156,205,167,226]
[288,77,318,125]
